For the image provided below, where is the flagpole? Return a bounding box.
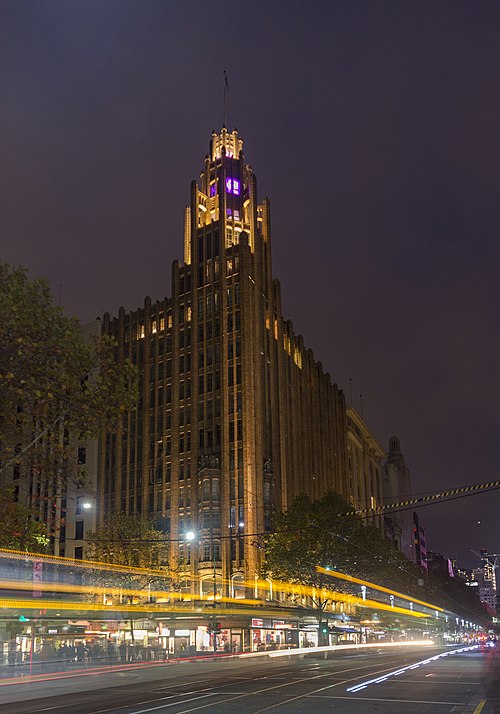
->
[224,70,228,126]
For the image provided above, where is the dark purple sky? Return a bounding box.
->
[2,1,499,569]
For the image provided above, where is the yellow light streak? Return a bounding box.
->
[0,580,262,608]
[316,566,444,612]
[0,547,175,578]
[0,598,301,619]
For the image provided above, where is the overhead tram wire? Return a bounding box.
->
[346,478,500,519]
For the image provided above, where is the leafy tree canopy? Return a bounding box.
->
[85,513,168,571]
[262,491,429,643]
[0,263,138,482]
[262,491,415,592]
[262,491,492,631]
[0,487,49,552]
[85,514,171,642]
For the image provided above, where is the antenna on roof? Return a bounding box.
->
[223,70,229,127]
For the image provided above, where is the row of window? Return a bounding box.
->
[177,539,245,564]
[197,231,221,263]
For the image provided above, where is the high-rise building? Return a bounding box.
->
[472,549,497,613]
[99,127,348,595]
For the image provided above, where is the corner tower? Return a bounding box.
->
[100,128,348,598]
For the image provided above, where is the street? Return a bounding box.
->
[0,645,497,713]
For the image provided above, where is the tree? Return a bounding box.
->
[85,513,168,570]
[423,569,493,628]
[0,263,138,538]
[85,514,171,647]
[0,487,49,552]
[261,491,422,644]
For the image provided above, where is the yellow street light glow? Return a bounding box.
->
[316,566,444,613]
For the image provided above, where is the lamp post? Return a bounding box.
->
[185,528,218,653]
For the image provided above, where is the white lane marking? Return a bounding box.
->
[92,691,215,714]
[152,679,212,691]
[127,693,217,714]
[346,645,480,693]
[396,678,480,685]
[173,659,412,714]
[316,695,466,705]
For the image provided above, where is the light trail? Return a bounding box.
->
[345,644,480,692]
[316,566,445,612]
[237,639,434,659]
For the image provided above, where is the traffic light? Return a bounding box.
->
[321,624,329,635]
[18,615,29,622]
[213,622,222,634]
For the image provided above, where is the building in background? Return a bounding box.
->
[345,406,385,529]
[412,511,427,572]
[427,551,454,579]
[383,436,414,562]
[99,127,349,595]
[471,549,497,614]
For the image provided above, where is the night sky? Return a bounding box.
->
[2,1,499,570]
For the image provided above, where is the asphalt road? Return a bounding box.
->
[0,645,498,714]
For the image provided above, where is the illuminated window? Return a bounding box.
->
[225,178,240,195]
[152,320,157,334]
[210,182,217,197]
[159,317,165,332]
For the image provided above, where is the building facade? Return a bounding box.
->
[345,406,385,529]
[383,436,414,562]
[412,511,427,573]
[472,549,497,613]
[99,128,348,595]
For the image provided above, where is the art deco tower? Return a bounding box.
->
[99,128,348,596]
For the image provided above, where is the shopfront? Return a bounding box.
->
[251,618,298,651]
